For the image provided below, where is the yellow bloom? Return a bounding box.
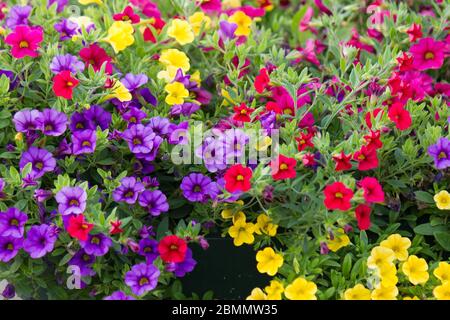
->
[367,246,395,270]
[327,229,350,252]
[284,277,317,300]
[167,19,194,45]
[246,288,267,300]
[191,70,202,86]
[222,0,242,9]
[433,281,450,300]
[256,248,284,276]
[189,12,211,35]
[434,190,450,210]
[79,0,102,5]
[228,218,255,246]
[255,136,272,152]
[434,262,450,283]
[0,26,5,36]
[380,234,411,261]
[104,21,135,53]
[344,284,371,300]
[228,11,252,37]
[164,82,189,105]
[159,49,190,72]
[403,296,419,300]
[402,255,429,285]
[265,280,284,300]
[157,66,180,83]
[377,263,398,287]
[103,81,132,102]
[15,132,23,142]
[371,285,398,300]
[255,214,278,237]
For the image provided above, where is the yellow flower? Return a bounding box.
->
[104,21,135,53]
[367,246,395,270]
[228,11,252,37]
[433,281,450,300]
[403,296,419,300]
[191,70,202,86]
[265,280,284,300]
[103,81,132,102]
[79,0,102,5]
[189,12,211,35]
[343,284,371,300]
[380,234,411,261]
[255,136,272,152]
[228,218,255,246]
[246,288,267,300]
[222,0,242,9]
[14,132,23,142]
[402,255,429,285]
[327,229,350,252]
[164,82,189,105]
[434,261,450,283]
[256,248,284,276]
[0,26,5,36]
[157,66,180,83]
[284,277,317,300]
[377,263,398,287]
[371,285,398,300]
[159,49,190,72]
[434,190,450,210]
[167,19,194,45]
[255,214,278,237]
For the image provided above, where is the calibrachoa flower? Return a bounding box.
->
[428,137,450,169]
[113,177,145,204]
[380,234,411,261]
[323,182,353,211]
[54,18,78,41]
[355,204,371,231]
[122,124,156,154]
[79,233,113,256]
[50,54,85,74]
[270,155,297,180]
[5,5,31,29]
[180,173,214,202]
[402,255,429,285]
[55,186,87,216]
[23,224,58,259]
[166,248,197,277]
[344,284,371,300]
[52,71,79,99]
[359,177,385,203]
[66,214,93,241]
[228,216,255,246]
[19,147,56,179]
[113,6,140,24]
[0,208,28,238]
[167,19,194,45]
[256,247,283,276]
[284,277,317,300]
[79,43,113,74]
[138,190,169,216]
[125,263,160,296]
[68,249,96,277]
[5,25,43,59]
[165,82,189,105]
[0,236,23,262]
[434,190,450,210]
[72,130,97,155]
[104,21,135,53]
[353,145,379,171]
[138,238,159,263]
[35,108,68,136]
[13,109,41,133]
[158,235,187,263]
[224,164,252,193]
[410,37,445,71]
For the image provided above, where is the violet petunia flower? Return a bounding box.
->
[19,147,56,179]
[168,121,189,145]
[54,18,79,41]
[34,189,53,203]
[6,5,32,29]
[55,186,87,216]
[48,0,69,13]
[0,236,23,262]
[166,248,196,277]
[180,173,215,203]
[0,70,18,90]
[169,102,200,117]
[70,112,95,132]
[123,107,147,125]
[125,262,160,296]
[80,233,112,257]
[50,54,85,74]
[139,87,157,106]
[0,207,28,238]
[218,21,237,41]
[121,73,148,92]
[35,108,68,136]
[13,109,41,133]
[103,291,135,300]
[69,249,96,277]
[428,137,450,169]
[72,130,97,155]
[138,238,159,263]
[122,124,156,154]
[83,105,111,130]
[23,224,58,258]
[147,116,171,137]
[113,177,145,204]
[138,190,169,216]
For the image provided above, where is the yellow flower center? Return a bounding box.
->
[236,174,244,181]
[335,192,343,198]
[139,277,149,286]
[438,151,447,159]
[19,40,29,48]
[280,163,288,170]
[35,162,44,170]
[425,52,434,60]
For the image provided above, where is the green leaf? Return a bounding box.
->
[434,232,450,251]
[414,191,434,204]
[414,223,447,236]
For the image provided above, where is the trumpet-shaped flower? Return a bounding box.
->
[256,247,283,276]
[367,246,395,270]
[167,19,195,45]
[433,281,450,300]
[380,234,411,261]
[104,21,135,53]
[165,82,189,105]
[284,277,317,300]
[228,218,255,246]
[434,190,450,210]
[402,255,429,285]
[228,11,252,37]
[433,262,450,283]
[344,284,371,300]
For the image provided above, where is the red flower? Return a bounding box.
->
[255,68,270,93]
[224,164,252,193]
[271,154,297,180]
[355,204,371,231]
[406,23,422,43]
[52,71,79,99]
[388,103,412,131]
[67,214,93,241]
[143,17,166,43]
[110,220,123,235]
[302,152,316,167]
[113,6,141,24]
[233,103,254,122]
[353,145,379,171]
[359,177,385,203]
[363,130,383,150]
[323,182,354,211]
[296,132,314,152]
[158,235,187,263]
[397,52,414,72]
[79,43,113,74]
[332,151,352,172]
[266,100,295,116]
[365,108,384,129]
[5,25,43,59]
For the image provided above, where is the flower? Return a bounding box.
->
[402,255,429,285]
[19,147,56,179]
[165,82,189,105]
[284,277,317,300]
[332,151,352,171]
[0,236,23,262]
[113,177,145,204]
[433,262,450,283]
[228,11,252,37]
[84,105,111,130]
[433,281,450,300]
[52,71,79,99]
[256,247,283,276]
[167,19,194,45]
[0,208,28,238]
[233,103,254,122]
[56,187,87,216]
[138,190,169,216]
[388,103,412,131]
[428,137,450,170]
[353,145,379,170]
[121,73,148,92]
[13,109,41,133]
[158,235,187,263]
[189,12,211,35]
[122,124,156,154]
[410,37,445,71]
[35,108,68,136]
[138,238,159,263]
[50,54,85,75]
[5,5,31,29]
[218,20,238,41]
[367,246,395,270]
[378,263,398,287]
[5,25,43,59]
[380,234,411,261]
[104,291,136,300]
[54,18,78,41]
[67,214,93,241]
[255,214,278,237]
[255,68,270,93]
[371,285,398,300]
[109,220,123,235]
[224,164,252,193]
[166,248,197,277]
[359,177,384,203]
[265,280,284,300]
[434,190,450,210]
[323,182,353,211]
[344,284,371,300]
[23,224,58,259]
[246,288,267,300]
[270,154,297,180]
[79,43,113,74]
[159,49,190,73]
[72,130,97,155]
[327,229,350,252]
[180,173,214,202]
[125,262,160,296]
[113,6,140,24]
[80,233,113,256]
[228,217,255,246]
[103,21,135,53]
[355,204,371,231]
[406,23,422,42]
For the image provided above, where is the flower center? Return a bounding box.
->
[19,40,29,48]
[82,140,91,147]
[133,138,142,145]
[240,109,247,114]
[45,124,54,131]
[125,191,134,198]
[6,243,13,250]
[76,123,84,129]
[194,185,201,192]
[81,224,89,230]
[10,218,19,226]
[236,174,244,181]
[144,247,152,253]
[335,192,343,198]
[283,109,293,115]
[83,254,90,261]
[438,151,447,159]
[122,16,130,21]
[424,52,435,60]
[280,163,288,170]
[170,244,178,250]
[358,154,366,160]
[66,81,73,87]
[139,277,149,286]
[70,199,79,206]
[35,161,44,170]
[91,237,100,245]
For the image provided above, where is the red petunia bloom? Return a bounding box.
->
[355,204,371,231]
[332,151,352,172]
[67,214,94,241]
[388,102,412,131]
[363,130,383,150]
[271,154,297,180]
[233,103,255,122]
[113,6,141,24]
[302,152,316,167]
[353,145,379,171]
[323,182,354,211]
[158,235,187,263]
[52,71,79,99]
[143,17,166,42]
[79,43,113,74]
[406,23,422,43]
[364,108,384,129]
[296,132,314,152]
[110,220,124,235]
[397,52,414,72]
[224,164,252,193]
[255,68,270,93]
[5,25,44,59]
[359,177,385,203]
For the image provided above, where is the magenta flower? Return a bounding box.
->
[5,25,44,59]
[410,37,446,71]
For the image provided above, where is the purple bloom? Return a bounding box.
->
[2,283,16,299]
[0,70,18,90]
[19,147,56,179]
[54,18,79,41]
[48,0,68,13]
[195,137,227,173]
[35,108,68,136]
[0,236,22,262]
[135,135,163,162]
[139,88,157,106]
[80,233,112,257]
[218,21,237,40]
[428,137,450,169]
[180,173,214,202]
[23,224,58,258]
[169,102,201,117]
[55,186,87,216]
[222,129,249,159]
[103,291,135,300]
[0,208,28,238]
[147,116,171,136]
[50,54,85,74]
[70,112,95,132]
[121,73,148,92]
[34,189,53,202]
[13,109,41,133]
[168,121,189,145]
[72,130,97,155]
[69,249,96,276]
[138,238,159,263]
[113,177,145,204]
[6,5,32,29]
[125,263,160,296]
[83,105,111,130]
[166,248,196,277]
[123,107,147,125]
[142,177,159,188]
[138,190,169,216]
[122,124,156,154]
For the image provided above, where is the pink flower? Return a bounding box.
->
[410,37,446,71]
[5,25,43,59]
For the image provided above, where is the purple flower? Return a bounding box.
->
[122,124,156,154]
[0,70,18,90]
[113,177,145,204]
[34,189,53,202]
[142,177,159,188]
[83,105,111,130]
[135,135,163,162]
[103,291,135,300]
[48,0,68,13]
[428,137,450,169]
[138,238,159,263]
[70,112,95,132]
[0,236,22,262]
[80,233,112,257]
[54,18,79,41]
[168,121,189,145]
[50,54,85,74]
[125,263,160,296]
[69,249,96,277]
[72,130,97,155]
[13,109,41,133]
[121,73,148,92]
[55,186,87,216]
[23,224,58,258]
[166,248,197,277]
[222,129,249,159]
[195,137,227,173]
[123,107,147,125]
[2,283,16,299]
[19,147,56,179]
[180,173,215,202]
[138,190,169,216]
[320,242,330,255]
[147,116,171,136]
[6,5,32,29]
[139,87,157,106]
[0,208,28,238]
[218,21,237,40]
[35,108,68,136]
